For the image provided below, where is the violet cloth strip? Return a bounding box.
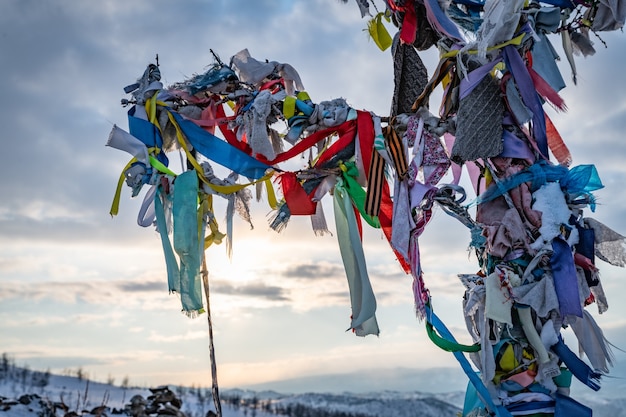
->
[502,45,549,160]
[550,236,583,318]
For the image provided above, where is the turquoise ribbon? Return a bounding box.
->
[173,171,205,315]
[473,160,603,208]
[155,185,180,295]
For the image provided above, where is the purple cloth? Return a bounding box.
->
[550,236,583,318]
[499,130,536,161]
[502,45,549,160]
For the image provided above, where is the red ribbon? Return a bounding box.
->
[279,172,318,215]
[357,111,411,273]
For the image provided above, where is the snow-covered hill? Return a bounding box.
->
[0,364,464,417]
[1,364,624,417]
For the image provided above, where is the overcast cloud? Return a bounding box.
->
[1,0,626,396]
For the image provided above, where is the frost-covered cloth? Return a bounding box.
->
[585,217,626,267]
[230,48,304,95]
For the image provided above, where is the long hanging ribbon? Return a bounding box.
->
[545,112,572,167]
[334,178,380,337]
[109,158,136,217]
[365,147,385,217]
[550,236,584,318]
[502,45,549,160]
[384,124,409,180]
[357,111,410,272]
[173,170,205,316]
[154,186,181,296]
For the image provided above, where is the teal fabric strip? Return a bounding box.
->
[155,186,180,294]
[333,178,379,336]
[173,171,204,315]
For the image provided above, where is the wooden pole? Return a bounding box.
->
[201,254,222,417]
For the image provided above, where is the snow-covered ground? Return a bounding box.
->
[0,365,464,417]
[1,365,625,417]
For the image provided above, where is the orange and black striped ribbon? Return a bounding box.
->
[365,147,385,217]
[384,124,409,180]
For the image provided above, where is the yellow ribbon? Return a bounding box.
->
[112,102,280,218]
[441,33,526,59]
[367,12,392,51]
[109,158,136,216]
[164,109,279,203]
[283,96,297,120]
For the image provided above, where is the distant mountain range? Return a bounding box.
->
[1,363,625,416]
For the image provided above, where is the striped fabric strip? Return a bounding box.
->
[384,124,409,180]
[365,148,385,216]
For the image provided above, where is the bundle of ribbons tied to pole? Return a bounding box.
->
[107,1,626,416]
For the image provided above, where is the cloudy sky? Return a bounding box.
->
[1,0,626,398]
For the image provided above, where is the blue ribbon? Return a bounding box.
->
[473,160,602,207]
[551,236,584,318]
[128,106,169,166]
[551,337,602,391]
[425,305,513,417]
[169,111,271,180]
[424,0,465,42]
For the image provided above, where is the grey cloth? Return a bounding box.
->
[451,73,504,164]
[511,274,560,318]
[390,33,428,117]
[463,283,497,386]
[585,217,626,267]
[528,6,567,92]
[589,0,626,31]
[570,310,614,373]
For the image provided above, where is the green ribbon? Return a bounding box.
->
[339,161,380,228]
